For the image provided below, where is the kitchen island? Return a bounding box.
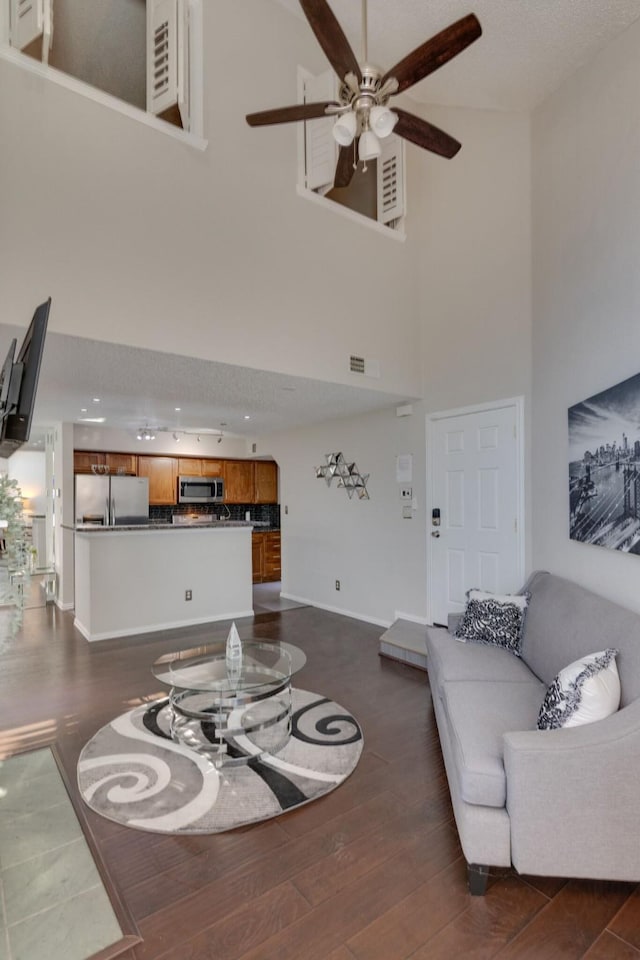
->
[74,522,253,642]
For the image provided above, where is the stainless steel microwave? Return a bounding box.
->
[178,476,224,503]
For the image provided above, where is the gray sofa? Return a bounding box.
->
[425,570,640,894]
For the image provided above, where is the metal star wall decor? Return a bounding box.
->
[315,452,370,500]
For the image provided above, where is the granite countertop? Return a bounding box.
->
[75,521,255,532]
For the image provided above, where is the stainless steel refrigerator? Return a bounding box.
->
[75,475,149,526]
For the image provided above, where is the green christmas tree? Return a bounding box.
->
[0,474,28,642]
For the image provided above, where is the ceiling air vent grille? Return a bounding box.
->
[153,19,171,100]
[350,355,366,374]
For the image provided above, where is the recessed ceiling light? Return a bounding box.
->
[78,417,106,424]
[244,415,251,420]
[80,408,87,413]
[175,407,181,412]
[92,398,100,402]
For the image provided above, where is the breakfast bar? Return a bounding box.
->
[74,522,253,642]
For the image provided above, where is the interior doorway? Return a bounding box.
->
[427,397,525,625]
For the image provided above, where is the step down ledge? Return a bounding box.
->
[379,619,428,671]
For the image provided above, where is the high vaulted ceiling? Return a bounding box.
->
[7,1,640,447]
[274,0,640,111]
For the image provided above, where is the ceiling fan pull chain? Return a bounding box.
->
[352,139,358,171]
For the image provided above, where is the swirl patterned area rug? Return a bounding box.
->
[77,690,363,835]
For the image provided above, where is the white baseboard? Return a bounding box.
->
[56,599,74,611]
[393,610,429,626]
[73,608,255,642]
[280,593,391,629]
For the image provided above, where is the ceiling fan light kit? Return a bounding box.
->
[332,109,358,146]
[358,128,381,163]
[246,0,482,188]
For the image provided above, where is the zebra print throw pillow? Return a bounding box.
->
[537,649,620,730]
[454,589,530,656]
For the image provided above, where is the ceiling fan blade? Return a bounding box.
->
[299,0,362,84]
[394,108,461,159]
[381,14,482,94]
[246,101,337,126]
[333,144,356,188]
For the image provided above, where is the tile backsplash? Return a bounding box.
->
[149,503,280,527]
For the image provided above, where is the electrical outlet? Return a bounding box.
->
[185,589,192,601]
[335,579,341,591]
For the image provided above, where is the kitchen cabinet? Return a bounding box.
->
[252,530,281,582]
[177,458,225,477]
[105,453,137,475]
[74,451,106,473]
[251,533,264,584]
[254,461,278,504]
[224,460,254,504]
[178,458,202,476]
[263,531,281,581]
[137,456,178,505]
[201,459,224,477]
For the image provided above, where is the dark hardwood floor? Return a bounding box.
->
[1,601,639,960]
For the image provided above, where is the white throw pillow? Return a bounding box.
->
[537,649,620,730]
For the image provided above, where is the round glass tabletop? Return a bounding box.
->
[152,640,307,694]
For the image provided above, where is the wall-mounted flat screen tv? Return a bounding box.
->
[0,298,50,458]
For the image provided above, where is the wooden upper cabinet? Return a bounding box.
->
[178,458,202,476]
[223,460,254,504]
[254,461,278,504]
[138,456,178,505]
[105,453,137,475]
[74,451,106,474]
[201,459,224,477]
[176,458,224,477]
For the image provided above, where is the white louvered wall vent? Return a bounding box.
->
[153,17,171,102]
[349,356,381,378]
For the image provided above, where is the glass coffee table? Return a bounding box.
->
[152,640,306,767]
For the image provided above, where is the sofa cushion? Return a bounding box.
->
[521,571,640,706]
[455,590,530,656]
[537,649,620,730]
[426,626,538,699]
[441,679,545,808]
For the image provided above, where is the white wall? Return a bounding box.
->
[255,105,533,628]
[53,422,75,609]
[0,0,421,401]
[413,104,532,415]
[0,0,534,628]
[532,18,640,610]
[7,450,46,513]
[267,403,427,627]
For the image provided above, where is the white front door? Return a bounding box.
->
[428,399,524,625]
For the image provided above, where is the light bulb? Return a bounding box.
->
[359,129,381,161]
[369,105,398,138]
[332,111,357,147]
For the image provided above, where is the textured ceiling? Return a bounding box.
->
[273,0,640,111]
[0,326,409,445]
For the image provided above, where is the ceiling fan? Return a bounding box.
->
[246,0,482,188]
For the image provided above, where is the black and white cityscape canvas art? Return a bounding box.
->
[569,371,640,553]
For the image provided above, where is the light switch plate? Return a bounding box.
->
[400,487,412,500]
